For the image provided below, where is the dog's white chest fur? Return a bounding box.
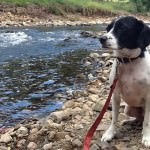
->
[100,16,150,147]
[110,51,150,107]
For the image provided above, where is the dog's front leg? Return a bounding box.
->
[142,93,150,147]
[101,91,121,141]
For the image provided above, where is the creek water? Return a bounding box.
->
[0,24,105,127]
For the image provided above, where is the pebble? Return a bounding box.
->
[17,139,26,148]
[0,133,13,143]
[90,144,100,150]
[99,141,112,150]
[99,76,108,82]
[89,53,100,58]
[55,132,68,140]
[30,128,39,134]
[16,126,28,137]
[0,146,8,150]
[50,110,70,123]
[102,53,111,58]
[88,87,99,94]
[47,131,56,141]
[84,61,92,66]
[74,124,84,130]
[65,135,72,141]
[27,142,37,150]
[93,102,103,112]
[43,143,53,150]
[72,139,82,147]
[88,94,99,102]
[62,100,75,109]
[28,133,39,141]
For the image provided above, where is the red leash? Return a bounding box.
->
[83,78,118,150]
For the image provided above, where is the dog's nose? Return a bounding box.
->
[99,36,107,44]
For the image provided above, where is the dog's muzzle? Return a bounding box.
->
[99,36,107,45]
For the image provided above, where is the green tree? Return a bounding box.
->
[132,0,150,12]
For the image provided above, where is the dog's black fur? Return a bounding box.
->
[102,16,150,50]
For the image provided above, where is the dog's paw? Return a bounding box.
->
[101,127,116,142]
[142,135,150,147]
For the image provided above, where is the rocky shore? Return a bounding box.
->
[0,51,147,150]
[0,10,150,28]
[0,11,115,28]
[1,4,150,149]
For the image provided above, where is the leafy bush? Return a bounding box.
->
[132,0,150,12]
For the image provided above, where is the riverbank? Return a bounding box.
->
[0,51,146,150]
[1,11,150,28]
[1,1,150,28]
[0,3,150,150]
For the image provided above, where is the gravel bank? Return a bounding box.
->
[0,51,147,150]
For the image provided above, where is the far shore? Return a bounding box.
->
[1,11,150,28]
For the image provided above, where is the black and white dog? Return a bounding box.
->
[99,16,150,147]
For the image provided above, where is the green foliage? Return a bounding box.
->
[0,0,149,15]
[132,0,150,12]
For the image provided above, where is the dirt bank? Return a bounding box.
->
[0,2,150,28]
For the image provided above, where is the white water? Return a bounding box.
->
[0,31,32,47]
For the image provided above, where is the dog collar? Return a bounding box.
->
[117,50,145,64]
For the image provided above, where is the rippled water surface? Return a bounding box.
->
[0,24,105,127]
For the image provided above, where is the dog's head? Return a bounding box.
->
[100,16,150,51]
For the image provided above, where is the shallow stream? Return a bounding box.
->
[0,24,105,127]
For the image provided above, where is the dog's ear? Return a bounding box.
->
[106,19,115,32]
[137,20,150,49]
